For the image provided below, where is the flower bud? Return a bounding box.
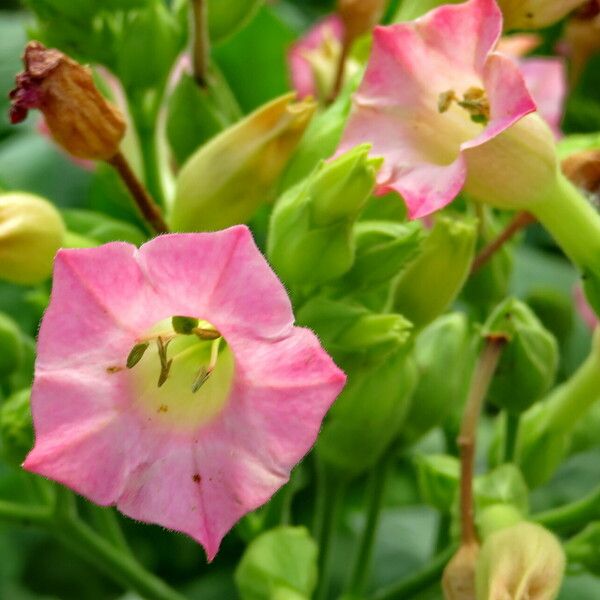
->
[392,215,478,329]
[235,526,317,600]
[297,297,412,364]
[208,0,264,43]
[562,149,600,199]
[400,313,474,446]
[478,504,524,540]
[563,3,600,87]
[342,220,424,290]
[171,94,316,231]
[0,192,65,285]
[499,0,587,30]
[476,522,565,600]
[513,329,600,487]
[268,145,381,285]
[0,388,34,466]
[0,312,23,379]
[415,454,460,512]
[483,297,558,415]
[338,0,387,42]
[317,348,417,477]
[442,542,479,600]
[526,288,575,348]
[9,42,126,160]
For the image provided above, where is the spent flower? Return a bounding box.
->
[24,226,345,559]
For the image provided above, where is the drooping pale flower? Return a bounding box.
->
[336,0,560,219]
[287,15,348,100]
[24,226,346,560]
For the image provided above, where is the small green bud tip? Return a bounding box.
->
[172,316,199,335]
[126,342,150,369]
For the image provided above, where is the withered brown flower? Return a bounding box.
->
[9,41,125,161]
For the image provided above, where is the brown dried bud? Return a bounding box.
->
[564,5,600,86]
[9,41,125,160]
[562,149,600,199]
[442,542,480,600]
[337,0,387,42]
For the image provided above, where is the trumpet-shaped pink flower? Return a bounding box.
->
[288,15,345,99]
[24,226,345,560]
[337,0,559,219]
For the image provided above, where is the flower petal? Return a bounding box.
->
[138,226,294,340]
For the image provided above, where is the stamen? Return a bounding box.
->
[126,341,150,368]
[438,86,490,124]
[438,89,457,113]
[190,338,222,393]
[193,326,221,340]
[156,336,173,387]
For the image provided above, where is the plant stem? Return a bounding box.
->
[534,485,600,534]
[88,504,132,555]
[533,173,600,277]
[0,500,51,527]
[313,462,346,600]
[191,0,210,87]
[470,211,535,274]
[371,545,457,600]
[503,412,520,463]
[108,151,169,234]
[458,335,507,545]
[347,452,392,596]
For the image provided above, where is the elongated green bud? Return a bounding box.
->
[400,313,474,446]
[476,523,565,600]
[342,220,424,290]
[514,329,600,487]
[171,94,316,231]
[483,297,558,415]
[0,192,65,285]
[268,145,381,285]
[317,348,417,477]
[393,215,477,329]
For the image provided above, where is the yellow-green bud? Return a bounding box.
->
[476,522,565,600]
[393,215,477,329]
[0,191,65,285]
[442,543,479,600]
[498,0,587,30]
[171,93,316,232]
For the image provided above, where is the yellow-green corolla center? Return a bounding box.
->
[126,317,235,431]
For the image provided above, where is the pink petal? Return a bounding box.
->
[462,52,536,151]
[519,58,566,139]
[496,34,542,58]
[415,0,502,73]
[138,226,294,339]
[288,15,344,98]
[575,285,598,330]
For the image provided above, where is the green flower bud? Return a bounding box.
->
[415,454,459,512]
[476,523,565,600]
[513,329,600,488]
[400,313,474,446]
[268,145,381,285]
[392,214,478,329]
[463,209,514,313]
[297,297,412,364]
[341,220,424,290]
[171,94,316,232]
[208,0,264,43]
[565,522,600,577]
[478,504,524,540]
[234,527,317,600]
[483,297,558,415]
[116,1,184,91]
[0,388,34,466]
[0,312,23,379]
[0,192,65,285]
[526,288,574,349]
[280,90,352,191]
[317,348,417,477]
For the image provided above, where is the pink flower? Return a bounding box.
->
[288,15,346,99]
[575,284,599,329]
[336,0,559,219]
[24,226,345,560]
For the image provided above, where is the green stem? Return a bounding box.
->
[435,512,451,553]
[347,452,392,596]
[88,504,132,555]
[503,412,520,463]
[532,173,600,277]
[191,0,210,87]
[534,485,600,534]
[0,500,51,527]
[313,462,346,600]
[371,545,457,600]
